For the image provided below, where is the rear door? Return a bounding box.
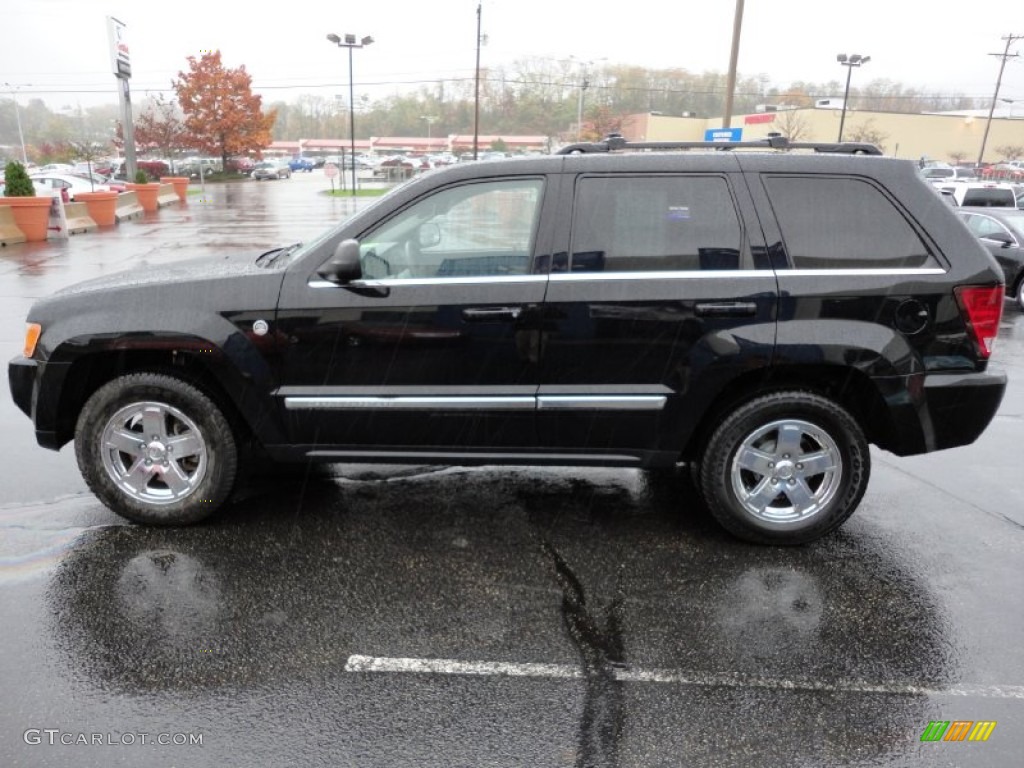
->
[535,167,778,463]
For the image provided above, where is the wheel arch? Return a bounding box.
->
[681,364,899,463]
[51,345,284,452]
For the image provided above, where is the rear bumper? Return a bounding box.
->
[881,368,1007,456]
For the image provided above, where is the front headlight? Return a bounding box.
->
[24,323,42,358]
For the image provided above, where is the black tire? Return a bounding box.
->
[697,391,870,545]
[1015,276,1024,313]
[74,373,238,525]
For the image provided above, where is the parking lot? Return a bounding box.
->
[1,171,1022,767]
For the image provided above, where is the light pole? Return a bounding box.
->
[836,53,870,142]
[3,82,29,165]
[327,33,374,196]
[420,115,437,149]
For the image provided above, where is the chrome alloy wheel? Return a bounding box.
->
[730,418,842,524]
[99,400,208,505]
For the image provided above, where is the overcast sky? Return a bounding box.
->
[2,0,1022,113]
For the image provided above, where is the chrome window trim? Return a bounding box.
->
[781,268,947,277]
[309,268,944,289]
[549,270,772,282]
[309,275,548,289]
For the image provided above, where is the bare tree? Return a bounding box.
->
[774,109,811,142]
[995,144,1024,161]
[947,150,968,165]
[846,118,888,153]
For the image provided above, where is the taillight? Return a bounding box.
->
[954,285,1004,359]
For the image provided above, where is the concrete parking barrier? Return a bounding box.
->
[156,183,178,207]
[0,206,27,246]
[115,191,144,223]
[64,202,98,234]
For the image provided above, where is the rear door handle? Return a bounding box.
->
[695,301,758,318]
[462,306,522,322]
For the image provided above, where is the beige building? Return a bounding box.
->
[620,109,1024,164]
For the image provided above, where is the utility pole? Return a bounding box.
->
[473,2,482,160]
[977,34,1021,168]
[721,0,745,129]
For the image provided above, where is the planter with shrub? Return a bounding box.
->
[127,170,160,213]
[0,161,52,242]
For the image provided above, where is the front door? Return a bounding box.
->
[273,177,553,458]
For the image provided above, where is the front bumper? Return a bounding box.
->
[8,355,68,450]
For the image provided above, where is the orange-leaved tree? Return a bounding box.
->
[173,51,276,170]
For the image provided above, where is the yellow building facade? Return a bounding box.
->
[620,109,1024,164]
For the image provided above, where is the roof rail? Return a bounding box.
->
[556,133,882,156]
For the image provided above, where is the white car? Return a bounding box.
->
[29,173,111,201]
[935,181,1017,208]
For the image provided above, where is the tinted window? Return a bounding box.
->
[960,188,1016,207]
[569,175,743,272]
[764,176,938,269]
[360,179,543,279]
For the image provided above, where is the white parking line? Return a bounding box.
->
[344,655,1024,700]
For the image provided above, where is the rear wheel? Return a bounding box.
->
[1015,276,1024,312]
[75,373,238,525]
[697,391,870,545]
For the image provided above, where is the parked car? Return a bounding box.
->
[957,207,1024,310]
[9,135,1007,545]
[28,173,111,201]
[288,157,316,173]
[936,181,1018,207]
[251,161,291,180]
[921,166,977,184]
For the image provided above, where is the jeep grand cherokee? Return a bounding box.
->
[8,136,1007,544]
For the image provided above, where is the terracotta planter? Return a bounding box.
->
[0,196,52,242]
[75,191,120,227]
[127,183,160,213]
[160,176,190,203]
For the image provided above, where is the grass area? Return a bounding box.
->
[324,188,390,198]
[185,172,252,183]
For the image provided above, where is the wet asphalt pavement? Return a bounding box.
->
[1,172,1022,767]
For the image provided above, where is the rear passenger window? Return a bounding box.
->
[569,176,743,272]
[763,176,938,269]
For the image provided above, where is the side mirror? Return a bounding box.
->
[981,232,1014,247]
[317,239,363,284]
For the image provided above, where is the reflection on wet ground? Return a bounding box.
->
[42,466,974,765]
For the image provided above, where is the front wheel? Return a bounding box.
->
[697,391,870,545]
[1015,276,1024,312]
[75,373,238,525]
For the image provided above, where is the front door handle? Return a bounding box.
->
[462,306,522,322]
[694,301,758,318]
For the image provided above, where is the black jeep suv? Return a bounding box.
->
[8,136,1007,544]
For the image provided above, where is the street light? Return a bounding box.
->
[327,33,374,196]
[3,82,29,165]
[420,115,437,148]
[836,53,870,142]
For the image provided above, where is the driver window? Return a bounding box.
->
[358,178,544,279]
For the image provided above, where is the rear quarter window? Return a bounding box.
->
[763,175,939,269]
